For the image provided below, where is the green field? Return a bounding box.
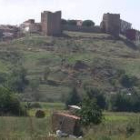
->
[0,103,140,140]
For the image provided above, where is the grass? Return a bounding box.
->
[0,102,140,140]
[0,31,140,101]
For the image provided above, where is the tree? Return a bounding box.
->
[82,20,95,27]
[65,87,81,107]
[85,88,106,109]
[29,79,41,101]
[67,20,77,26]
[120,74,138,88]
[79,96,103,126]
[61,19,67,25]
[0,86,27,116]
[6,66,29,93]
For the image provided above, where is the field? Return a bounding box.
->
[0,103,140,140]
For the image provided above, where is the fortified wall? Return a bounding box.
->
[100,13,120,37]
[41,11,62,36]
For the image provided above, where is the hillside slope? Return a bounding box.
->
[0,31,140,101]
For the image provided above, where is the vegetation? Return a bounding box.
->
[0,86,27,116]
[79,96,103,126]
[0,31,140,138]
[65,87,81,108]
[67,20,77,26]
[82,20,95,27]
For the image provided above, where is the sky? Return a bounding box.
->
[0,0,139,30]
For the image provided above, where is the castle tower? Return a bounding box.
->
[41,11,62,36]
[100,13,120,37]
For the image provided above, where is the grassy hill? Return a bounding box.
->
[0,31,140,101]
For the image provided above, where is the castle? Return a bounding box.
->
[1,10,139,43]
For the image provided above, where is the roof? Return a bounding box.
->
[55,112,80,120]
[68,105,81,110]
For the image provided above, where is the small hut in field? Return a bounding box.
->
[52,112,81,136]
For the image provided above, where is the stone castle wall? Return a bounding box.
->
[41,11,62,36]
[62,25,101,33]
[100,13,120,37]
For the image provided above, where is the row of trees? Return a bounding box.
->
[65,86,140,114]
[61,19,95,27]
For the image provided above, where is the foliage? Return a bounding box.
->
[61,19,67,25]
[6,66,29,93]
[35,110,45,118]
[82,20,95,27]
[0,86,27,116]
[65,87,81,107]
[107,89,140,112]
[79,96,103,126]
[67,20,77,26]
[120,74,139,88]
[85,87,106,109]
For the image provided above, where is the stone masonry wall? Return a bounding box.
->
[100,13,120,37]
[41,11,62,36]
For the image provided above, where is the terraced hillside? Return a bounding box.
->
[0,31,140,101]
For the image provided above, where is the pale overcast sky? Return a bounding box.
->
[0,0,139,29]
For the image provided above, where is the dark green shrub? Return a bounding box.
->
[79,97,103,126]
[67,20,77,26]
[35,110,45,118]
[0,86,27,116]
[85,88,106,109]
[82,20,95,27]
[61,19,67,25]
[65,87,81,108]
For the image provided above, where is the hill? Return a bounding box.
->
[0,31,140,101]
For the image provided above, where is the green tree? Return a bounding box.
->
[6,66,28,93]
[79,96,103,126]
[120,74,138,88]
[61,19,67,25]
[0,86,27,116]
[82,20,95,27]
[67,20,77,26]
[85,88,106,109]
[65,87,81,107]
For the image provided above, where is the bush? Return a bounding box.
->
[107,90,140,112]
[35,110,45,118]
[82,20,95,27]
[65,87,81,108]
[67,20,77,26]
[120,74,138,88]
[61,19,67,25]
[6,66,29,93]
[79,96,103,126]
[0,87,27,116]
[85,88,106,109]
